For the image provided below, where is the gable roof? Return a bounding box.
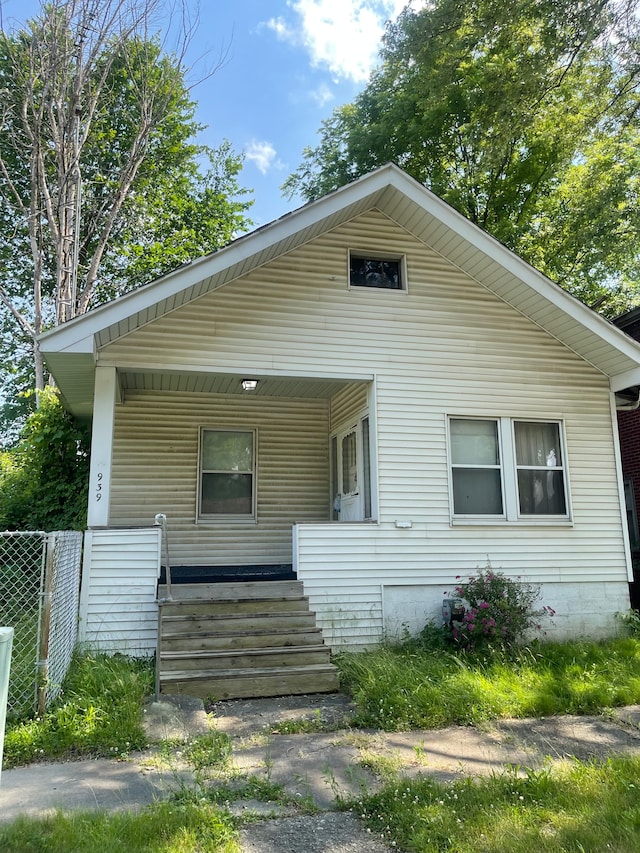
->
[40,163,640,416]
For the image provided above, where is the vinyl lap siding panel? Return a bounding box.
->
[79,528,161,654]
[330,384,369,430]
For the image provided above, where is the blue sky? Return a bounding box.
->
[0,1,424,227]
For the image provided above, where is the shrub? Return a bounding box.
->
[447,565,554,653]
[0,387,89,531]
[617,608,640,638]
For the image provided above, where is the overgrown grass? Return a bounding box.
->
[335,637,640,730]
[3,651,154,769]
[0,561,41,719]
[351,756,640,852]
[0,800,239,853]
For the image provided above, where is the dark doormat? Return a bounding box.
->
[159,564,296,584]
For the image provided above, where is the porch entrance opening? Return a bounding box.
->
[331,415,372,522]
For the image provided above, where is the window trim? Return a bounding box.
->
[348,249,407,292]
[447,415,572,525]
[197,427,257,523]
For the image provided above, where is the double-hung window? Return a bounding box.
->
[449,417,569,522]
[198,429,256,520]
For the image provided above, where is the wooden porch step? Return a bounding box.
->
[160,663,340,700]
[157,580,339,700]
[160,644,332,673]
[158,580,304,600]
[160,596,309,618]
[161,611,319,635]
[161,628,324,652]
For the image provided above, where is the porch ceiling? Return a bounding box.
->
[119,370,367,399]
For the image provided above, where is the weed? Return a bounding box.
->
[336,637,640,730]
[350,757,640,852]
[269,716,336,735]
[3,651,154,768]
[0,800,239,853]
[617,608,640,638]
[183,731,232,771]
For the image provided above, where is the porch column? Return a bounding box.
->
[87,366,118,527]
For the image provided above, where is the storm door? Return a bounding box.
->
[331,417,372,521]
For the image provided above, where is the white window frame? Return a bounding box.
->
[348,249,408,292]
[447,416,571,525]
[197,427,257,523]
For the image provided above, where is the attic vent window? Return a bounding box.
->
[349,253,404,290]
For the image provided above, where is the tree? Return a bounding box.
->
[284,0,640,313]
[0,387,90,530]
[0,0,252,405]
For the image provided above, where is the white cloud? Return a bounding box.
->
[245,140,283,175]
[310,82,334,106]
[267,1,424,83]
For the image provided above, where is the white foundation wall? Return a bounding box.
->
[381,580,630,643]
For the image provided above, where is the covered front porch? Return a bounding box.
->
[79,365,377,655]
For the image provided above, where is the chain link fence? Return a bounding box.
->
[0,531,83,719]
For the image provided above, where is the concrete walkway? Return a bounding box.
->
[1,695,640,852]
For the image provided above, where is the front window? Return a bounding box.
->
[449,417,570,522]
[450,419,503,515]
[199,429,255,519]
[514,421,566,516]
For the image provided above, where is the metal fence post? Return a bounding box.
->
[0,626,14,786]
[37,534,56,716]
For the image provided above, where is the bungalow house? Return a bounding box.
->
[40,164,640,697]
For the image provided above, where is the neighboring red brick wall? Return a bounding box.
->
[615,309,640,607]
[618,408,640,541]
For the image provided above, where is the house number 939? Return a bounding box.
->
[95,472,103,502]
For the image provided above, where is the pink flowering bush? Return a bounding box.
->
[447,565,555,653]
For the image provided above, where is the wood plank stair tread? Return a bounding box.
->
[160,663,338,681]
[161,644,330,660]
[161,610,316,622]
[161,595,308,606]
[161,626,322,639]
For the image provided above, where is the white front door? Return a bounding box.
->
[336,424,361,521]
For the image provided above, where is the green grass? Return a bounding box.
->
[350,756,640,852]
[0,801,239,853]
[183,731,233,771]
[335,637,640,730]
[1,560,41,719]
[3,651,154,769]
[2,639,640,851]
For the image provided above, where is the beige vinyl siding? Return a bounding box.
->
[330,384,369,430]
[109,392,330,565]
[79,528,160,654]
[100,210,628,646]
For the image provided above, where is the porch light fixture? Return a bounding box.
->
[241,379,259,391]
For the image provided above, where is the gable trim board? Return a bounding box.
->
[40,165,640,654]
